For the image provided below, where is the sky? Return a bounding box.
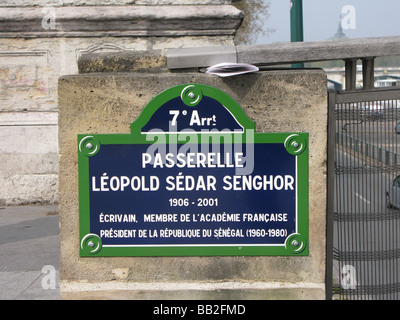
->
[256,0,400,44]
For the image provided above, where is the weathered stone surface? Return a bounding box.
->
[58,69,327,299]
[0,119,58,205]
[61,285,324,300]
[78,50,168,73]
[0,3,241,205]
[0,5,243,38]
[1,0,230,6]
[237,36,400,66]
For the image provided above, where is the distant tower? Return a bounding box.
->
[334,21,347,39]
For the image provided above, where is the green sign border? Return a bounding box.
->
[78,84,309,257]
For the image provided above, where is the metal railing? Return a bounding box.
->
[167,36,400,92]
[336,132,400,168]
[328,88,400,300]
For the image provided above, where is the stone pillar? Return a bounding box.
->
[58,52,327,299]
[0,1,242,205]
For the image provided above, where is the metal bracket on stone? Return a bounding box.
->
[166,46,237,69]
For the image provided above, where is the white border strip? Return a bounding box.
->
[103,244,284,248]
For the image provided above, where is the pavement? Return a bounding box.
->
[0,204,60,300]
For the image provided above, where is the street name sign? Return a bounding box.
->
[78,84,309,256]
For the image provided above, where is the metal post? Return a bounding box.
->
[344,58,357,91]
[290,0,304,68]
[362,57,375,90]
[326,91,336,300]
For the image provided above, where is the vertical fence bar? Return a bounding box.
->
[326,92,336,300]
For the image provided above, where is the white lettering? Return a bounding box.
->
[141,152,245,169]
[223,175,295,191]
[91,175,159,192]
[166,174,216,191]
